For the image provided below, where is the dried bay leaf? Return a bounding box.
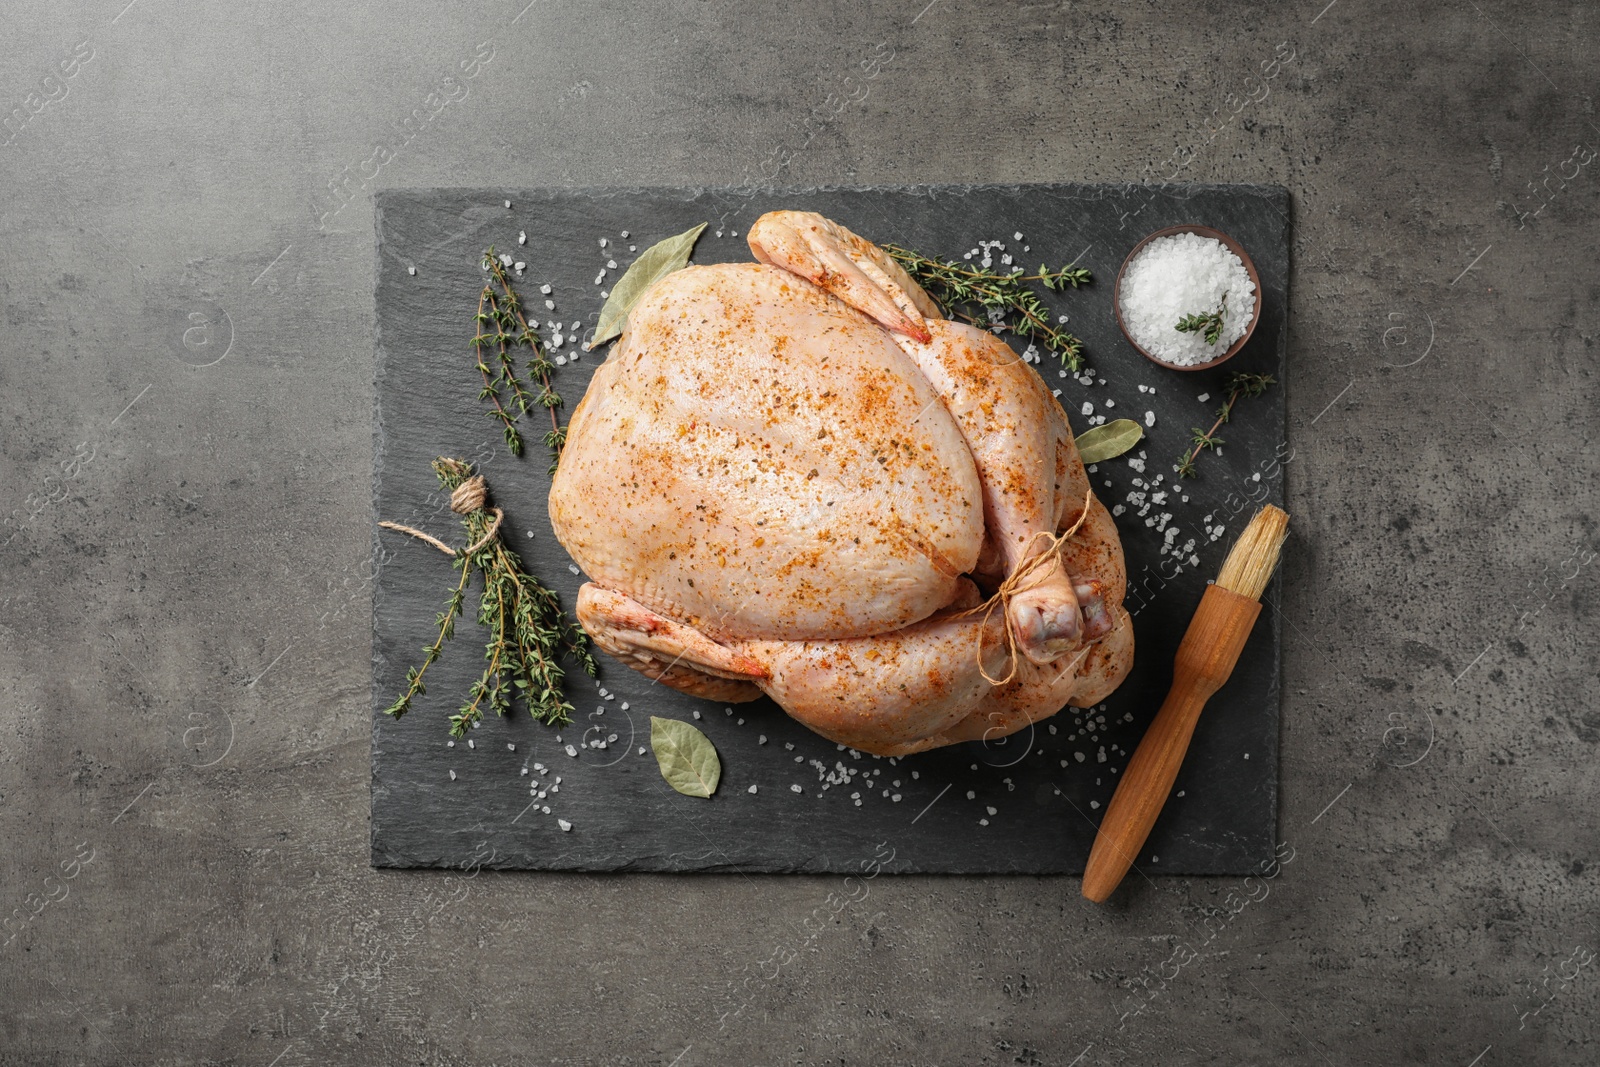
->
[589,222,708,348]
[650,715,721,798]
[1076,419,1144,464]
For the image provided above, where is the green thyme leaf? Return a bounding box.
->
[1174,295,1228,346]
[649,715,721,798]
[591,223,709,348]
[1075,419,1145,464]
[883,244,1091,371]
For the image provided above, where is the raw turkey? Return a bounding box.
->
[549,210,1132,757]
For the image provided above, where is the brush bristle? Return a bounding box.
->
[1215,505,1289,600]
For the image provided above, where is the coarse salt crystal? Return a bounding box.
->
[558,819,572,831]
[748,784,758,794]
[1145,411,1156,427]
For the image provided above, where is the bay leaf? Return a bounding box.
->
[649,715,721,798]
[1076,419,1144,464]
[589,223,708,348]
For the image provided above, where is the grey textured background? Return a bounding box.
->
[0,1,1595,1064]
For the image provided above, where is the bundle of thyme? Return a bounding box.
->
[884,245,1092,370]
[474,252,568,473]
[1175,371,1276,479]
[382,458,596,738]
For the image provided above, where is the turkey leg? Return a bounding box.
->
[900,320,1105,664]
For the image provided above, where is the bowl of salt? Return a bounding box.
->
[1114,225,1261,372]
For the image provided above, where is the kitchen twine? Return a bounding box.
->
[378,475,504,557]
[961,488,1095,687]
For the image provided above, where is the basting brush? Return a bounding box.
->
[1082,504,1290,903]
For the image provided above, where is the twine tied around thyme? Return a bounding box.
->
[378,475,504,557]
[377,458,596,737]
[960,489,1095,687]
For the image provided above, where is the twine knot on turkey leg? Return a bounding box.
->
[962,489,1098,686]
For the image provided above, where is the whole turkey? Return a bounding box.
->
[549,211,1132,757]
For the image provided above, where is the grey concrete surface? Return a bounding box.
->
[1,0,1596,1064]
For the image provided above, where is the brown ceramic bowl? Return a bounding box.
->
[1113,224,1262,373]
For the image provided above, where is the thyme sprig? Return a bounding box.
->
[1175,295,1227,346]
[476,250,568,472]
[384,458,597,738]
[884,245,1092,370]
[1175,371,1275,479]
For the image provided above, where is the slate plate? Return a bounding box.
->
[371,183,1289,875]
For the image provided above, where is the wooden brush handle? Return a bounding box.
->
[1082,585,1263,903]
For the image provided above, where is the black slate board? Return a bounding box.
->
[371,183,1288,875]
